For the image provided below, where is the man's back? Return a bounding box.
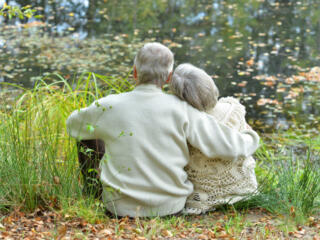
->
[95,84,193,217]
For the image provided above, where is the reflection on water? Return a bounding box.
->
[1,0,320,133]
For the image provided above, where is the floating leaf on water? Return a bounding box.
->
[258,43,267,47]
[277,88,286,93]
[285,77,295,84]
[238,81,247,87]
[257,98,279,106]
[262,81,276,87]
[246,58,254,66]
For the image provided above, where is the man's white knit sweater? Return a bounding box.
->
[66,84,260,217]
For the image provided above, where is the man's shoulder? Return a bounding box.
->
[97,90,191,111]
[163,92,188,105]
[98,91,132,104]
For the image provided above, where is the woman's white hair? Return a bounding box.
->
[171,63,219,111]
[134,42,174,87]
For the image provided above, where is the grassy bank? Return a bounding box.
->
[0,73,319,232]
[0,73,133,213]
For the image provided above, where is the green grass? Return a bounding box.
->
[0,72,134,213]
[235,133,320,223]
[0,73,320,228]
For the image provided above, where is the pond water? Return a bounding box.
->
[1,0,320,133]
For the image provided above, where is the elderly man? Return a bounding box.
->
[66,42,260,217]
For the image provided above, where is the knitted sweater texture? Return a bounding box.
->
[185,97,258,214]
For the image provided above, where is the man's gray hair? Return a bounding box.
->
[134,42,174,87]
[171,63,219,111]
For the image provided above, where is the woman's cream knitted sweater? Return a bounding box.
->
[185,97,258,214]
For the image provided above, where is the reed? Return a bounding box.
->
[0,72,133,212]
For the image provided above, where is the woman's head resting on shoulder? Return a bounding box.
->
[170,63,219,111]
[133,42,174,87]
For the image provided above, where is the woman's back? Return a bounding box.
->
[185,97,258,214]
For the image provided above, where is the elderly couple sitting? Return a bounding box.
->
[67,42,260,217]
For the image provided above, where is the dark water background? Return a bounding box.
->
[1,0,320,133]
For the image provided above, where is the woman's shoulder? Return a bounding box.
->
[218,96,244,106]
[217,97,246,115]
[206,96,247,129]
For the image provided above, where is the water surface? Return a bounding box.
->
[1,0,320,133]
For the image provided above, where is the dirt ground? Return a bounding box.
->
[1,208,320,239]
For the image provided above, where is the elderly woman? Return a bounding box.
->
[170,63,258,214]
[66,43,260,217]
